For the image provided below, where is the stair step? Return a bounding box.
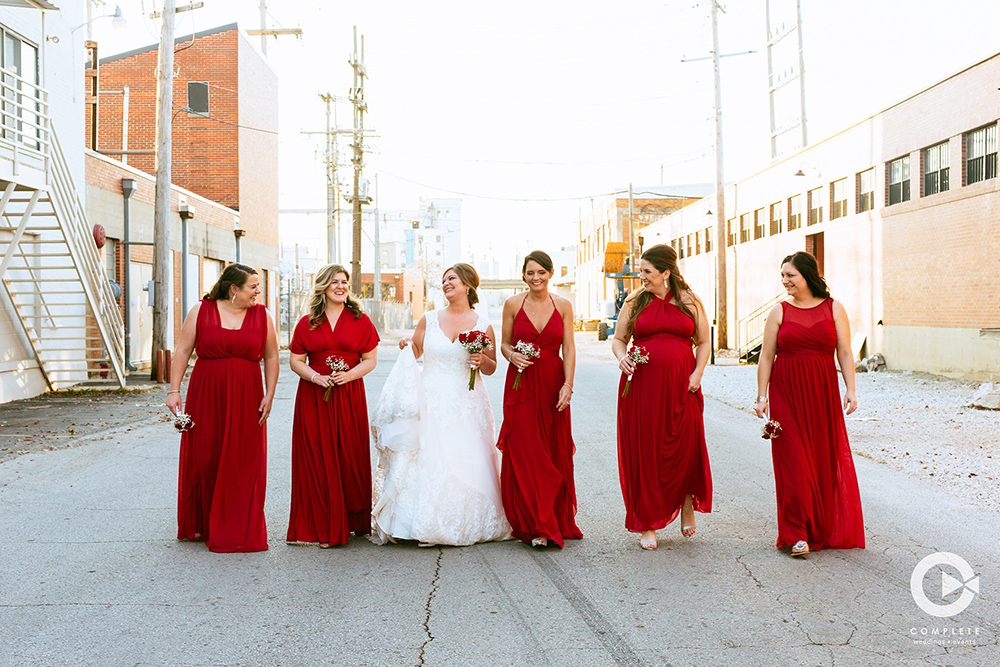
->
[11,252,72,257]
[4,265,78,271]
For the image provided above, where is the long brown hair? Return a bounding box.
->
[625,244,698,337]
[204,263,257,300]
[307,263,364,328]
[781,251,831,299]
[522,250,554,276]
[444,263,480,307]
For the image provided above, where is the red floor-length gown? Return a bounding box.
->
[177,300,269,553]
[496,297,582,547]
[616,293,712,532]
[768,299,865,550]
[286,310,380,546]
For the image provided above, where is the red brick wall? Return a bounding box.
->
[90,28,241,209]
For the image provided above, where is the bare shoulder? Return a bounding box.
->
[503,293,524,310]
[678,289,704,307]
[553,294,574,314]
[830,299,848,317]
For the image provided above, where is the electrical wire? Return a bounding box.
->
[172,103,279,135]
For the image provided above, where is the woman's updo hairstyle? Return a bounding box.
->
[781,251,831,299]
[445,262,481,308]
[522,250,554,278]
[204,263,258,301]
[625,244,697,336]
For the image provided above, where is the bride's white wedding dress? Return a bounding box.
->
[370,310,511,546]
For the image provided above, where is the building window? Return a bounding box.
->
[807,188,824,225]
[857,169,875,213]
[966,124,997,185]
[187,81,209,114]
[830,179,847,220]
[686,234,692,257]
[727,219,737,247]
[695,230,702,255]
[769,202,782,235]
[888,156,910,205]
[753,207,766,240]
[705,226,712,252]
[739,213,751,243]
[923,142,949,196]
[678,238,685,259]
[787,195,802,231]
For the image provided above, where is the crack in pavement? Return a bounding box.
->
[416,547,442,667]
[735,554,765,590]
[529,550,646,667]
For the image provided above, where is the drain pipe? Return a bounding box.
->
[121,178,138,371]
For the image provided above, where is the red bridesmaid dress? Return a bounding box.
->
[616,293,712,532]
[496,296,582,547]
[286,310,380,546]
[177,300,269,553]
[768,299,865,550]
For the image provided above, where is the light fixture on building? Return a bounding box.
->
[794,163,820,178]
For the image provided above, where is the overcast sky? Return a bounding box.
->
[93,0,1000,265]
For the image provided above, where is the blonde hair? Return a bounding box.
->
[307,264,363,328]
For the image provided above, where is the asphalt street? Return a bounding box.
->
[0,341,998,667]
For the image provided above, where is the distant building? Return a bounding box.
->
[86,24,280,368]
[577,187,708,320]
[644,52,1000,379]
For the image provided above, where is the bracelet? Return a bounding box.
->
[310,372,319,383]
[167,389,180,395]
[563,383,573,390]
[756,395,767,403]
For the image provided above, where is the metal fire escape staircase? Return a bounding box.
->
[0,68,126,390]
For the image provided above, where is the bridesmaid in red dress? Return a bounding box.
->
[287,264,379,548]
[166,264,279,553]
[497,250,582,548]
[613,244,712,550]
[755,251,864,557]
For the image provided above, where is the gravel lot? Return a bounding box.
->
[576,332,1000,511]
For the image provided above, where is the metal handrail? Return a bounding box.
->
[736,291,785,359]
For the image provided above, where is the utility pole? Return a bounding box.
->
[349,26,367,294]
[627,183,635,271]
[302,95,351,266]
[765,0,808,158]
[320,93,338,265]
[711,0,728,349]
[246,0,303,56]
[373,173,381,330]
[152,0,175,380]
[680,1,754,350]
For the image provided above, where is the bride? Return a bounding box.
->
[370,263,512,546]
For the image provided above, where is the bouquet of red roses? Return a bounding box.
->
[760,419,782,440]
[620,345,649,398]
[324,356,350,401]
[512,340,540,390]
[458,330,494,390]
[173,412,194,433]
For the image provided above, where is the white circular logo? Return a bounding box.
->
[911,552,979,618]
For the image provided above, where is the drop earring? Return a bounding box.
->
[231,294,236,304]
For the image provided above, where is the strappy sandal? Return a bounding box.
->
[640,531,657,550]
[791,540,810,557]
[531,537,548,548]
[681,503,696,538]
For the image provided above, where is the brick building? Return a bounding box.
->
[86,24,280,368]
[643,51,1000,379]
[576,188,708,320]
